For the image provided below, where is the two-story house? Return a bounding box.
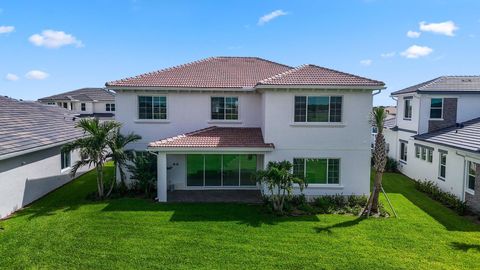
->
[384,76,480,212]
[38,88,116,119]
[106,57,385,202]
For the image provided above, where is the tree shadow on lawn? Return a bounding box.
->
[381,172,480,232]
[450,242,480,252]
[101,199,320,227]
[314,217,365,234]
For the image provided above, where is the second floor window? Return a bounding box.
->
[294,96,342,123]
[138,96,167,120]
[430,98,443,119]
[211,97,238,120]
[404,98,412,119]
[81,103,86,111]
[106,103,115,112]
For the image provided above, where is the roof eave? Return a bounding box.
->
[147,146,275,153]
[255,84,386,90]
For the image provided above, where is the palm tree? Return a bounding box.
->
[106,131,142,197]
[364,107,387,215]
[62,118,121,199]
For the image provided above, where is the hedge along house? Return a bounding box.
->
[106,57,385,202]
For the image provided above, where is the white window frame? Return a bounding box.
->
[292,157,341,186]
[466,161,476,194]
[136,95,169,122]
[209,96,240,122]
[399,141,408,163]
[429,97,444,120]
[61,150,71,172]
[403,97,412,120]
[293,95,344,124]
[438,150,447,180]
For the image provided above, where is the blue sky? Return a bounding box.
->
[1,0,479,105]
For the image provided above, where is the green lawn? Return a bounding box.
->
[1,164,480,269]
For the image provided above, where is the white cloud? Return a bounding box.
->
[0,25,14,34]
[29,30,83,48]
[406,30,421,38]
[380,52,396,58]
[419,21,458,36]
[360,59,372,66]
[25,70,49,80]
[258,10,288,25]
[5,73,19,81]
[401,45,433,59]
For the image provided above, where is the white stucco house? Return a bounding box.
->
[0,96,89,219]
[106,56,385,202]
[384,76,480,212]
[38,88,116,119]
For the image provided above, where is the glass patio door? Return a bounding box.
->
[186,154,257,187]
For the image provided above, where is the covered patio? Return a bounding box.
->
[148,126,274,202]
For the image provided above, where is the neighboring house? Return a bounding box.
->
[106,56,385,202]
[384,76,480,212]
[384,106,396,119]
[38,88,116,119]
[0,96,89,219]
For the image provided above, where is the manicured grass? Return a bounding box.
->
[1,165,480,269]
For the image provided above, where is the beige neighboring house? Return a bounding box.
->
[38,88,116,120]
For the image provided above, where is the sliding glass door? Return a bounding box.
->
[186,154,257,187]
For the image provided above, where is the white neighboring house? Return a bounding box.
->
[384,76,480,212]
[0,96,89,219]
[105,56,385,202]
[38,88,116,120]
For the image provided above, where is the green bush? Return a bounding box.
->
[385,157,398,172]
[414,180,468,215]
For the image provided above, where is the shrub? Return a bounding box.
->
[127,153,157,198]
[384,157,398,172]
[414,180,468,215]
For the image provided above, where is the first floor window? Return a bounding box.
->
[439,151,447,179]
[415,144,433,163]
[186,154,256,187]
[211,97,238,120]
[61,151,71,170]
[400,141,408,162]
[138,96,167,119]
[294,96,342,123]
[81,103,86,111]
[106,103,115,112]
[467,161,477,192]
[292,158,340,184]
[430,98,443,119]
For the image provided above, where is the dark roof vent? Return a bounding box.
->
[461,79,472,82]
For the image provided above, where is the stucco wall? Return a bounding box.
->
[115,91,262,150]
[0,146,90,219]
[396,94,421,133]
[261,90,373,196]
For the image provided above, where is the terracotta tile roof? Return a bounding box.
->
[106,57,292,89]
[257,64,384,87]
[148,126,274,149]
[106,57,384,89]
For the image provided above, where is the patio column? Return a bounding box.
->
[157,152,167,202]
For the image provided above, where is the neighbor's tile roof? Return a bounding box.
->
[414,117,480,153]
[38,88,115,102]
[148,126,274,148]
[257,64,384,87]
[391,76,480,95]
[0,96,84,157]
[106,57,384,89]
[106,57,292,89]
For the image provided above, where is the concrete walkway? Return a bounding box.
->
[167,190,263,204]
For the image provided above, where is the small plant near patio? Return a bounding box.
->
[384,157,398,173]
[127,153,157,198]
[256,161,306,214]
[415,180,468,215]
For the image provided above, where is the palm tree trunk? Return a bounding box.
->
[96,165,103,198]
[106,161,118,197]
[371,171,383,213]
